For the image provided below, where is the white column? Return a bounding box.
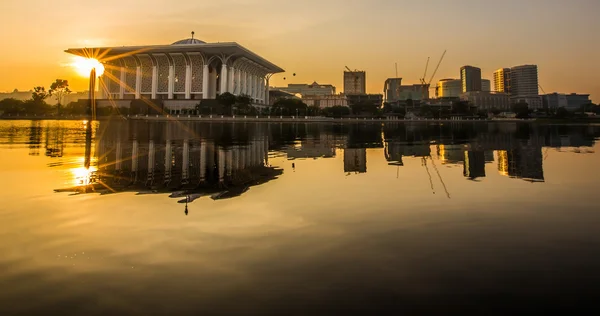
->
[119,67,125,99]
[151,66,158,99]
[168,65,174,99]
[259,77,264,102]
[248,73,254,99]
[240,70,246,95]
[202,65,209,99]
[220,64,228,94]
[265,77,270,105]
[236,69,242,95]
[135,66,141,99]
[185,65,192,99]
[229,66,235,93]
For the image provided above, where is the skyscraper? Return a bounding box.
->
[510,65,541,109]
[481,79,491,92]
[344,71,366,94]
[460,66,482,93]
[493,68,511,93]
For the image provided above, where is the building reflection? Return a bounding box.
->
[344,148,367,174]
[46,121,600,199]
[56,121,283,202]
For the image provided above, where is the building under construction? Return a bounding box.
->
[344,68,366,94]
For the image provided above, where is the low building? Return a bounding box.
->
[269,90,300,105]
[302,94,348,108]
[273,82,336,96]
[511,96,543,110]
[566,93,592,111]
[460,91,511,111]
[398,84,429,100]
[437,79,491,98]
[346,94,383,108]
[542,93,591,111]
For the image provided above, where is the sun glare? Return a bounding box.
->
[72,56,105,77]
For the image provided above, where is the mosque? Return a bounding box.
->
[65,33,284,113]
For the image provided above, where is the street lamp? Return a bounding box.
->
[71,56,105,120]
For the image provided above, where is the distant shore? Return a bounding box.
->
[2,114,599,124]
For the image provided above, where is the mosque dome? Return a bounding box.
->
[171,38,206,45]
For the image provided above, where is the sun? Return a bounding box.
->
[72,56,105,77]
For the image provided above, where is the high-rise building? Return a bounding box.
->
[344,71,366,94]
[481,79,491,92]
[493,68,511,93]
[510,65,541,109]
[460,66,482,93]
[463,151,486,180]
[384,78,402,102]
[510,65,538,96]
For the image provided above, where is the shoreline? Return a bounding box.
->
[1,115,599,124]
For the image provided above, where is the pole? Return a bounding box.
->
[88,68,96,121]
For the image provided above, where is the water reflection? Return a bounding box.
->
[2,120,598,200]
[2,120,600,314]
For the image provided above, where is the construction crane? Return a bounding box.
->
[538,84,546,94]
[345,66,361,93]
[420,57,430,86]
[420,50,446,101]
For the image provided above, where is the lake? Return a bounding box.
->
[1,119,600,315]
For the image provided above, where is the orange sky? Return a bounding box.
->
[1,0,599,102]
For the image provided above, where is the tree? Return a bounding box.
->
[350,101,378,116]
[512,102,530,119]
[555,107,569,119]
[235,94,253,115]
[49,79,71,114]
[322,105,350,118]
[32,86,48,103]
[307,105,321,116]
[273,98,307,116]
[490,107,502,115]
[451,100,470,114]
[216,92,237,115]
[383,102,393,113]
[0,98,25,115]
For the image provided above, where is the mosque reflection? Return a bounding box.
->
[50,121,599,202]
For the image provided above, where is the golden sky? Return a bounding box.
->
[1,0,599,102]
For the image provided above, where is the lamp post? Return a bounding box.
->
[88,67,97,121]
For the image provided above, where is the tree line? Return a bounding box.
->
[0,79,74,116]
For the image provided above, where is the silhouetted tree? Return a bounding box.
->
[31,86,48,103]
[235,94,252,115]
[49,79,71,114]
[555,107,569,119]
[322,105,350,118]
[512,102,530,119]
[273,98,307,116]
[0,98,25,114]
[451,100,470,114]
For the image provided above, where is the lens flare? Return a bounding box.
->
[72,56,105,77]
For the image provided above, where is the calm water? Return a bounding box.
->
[1,119,600,315]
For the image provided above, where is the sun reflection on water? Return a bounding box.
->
[71,165,97,186]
